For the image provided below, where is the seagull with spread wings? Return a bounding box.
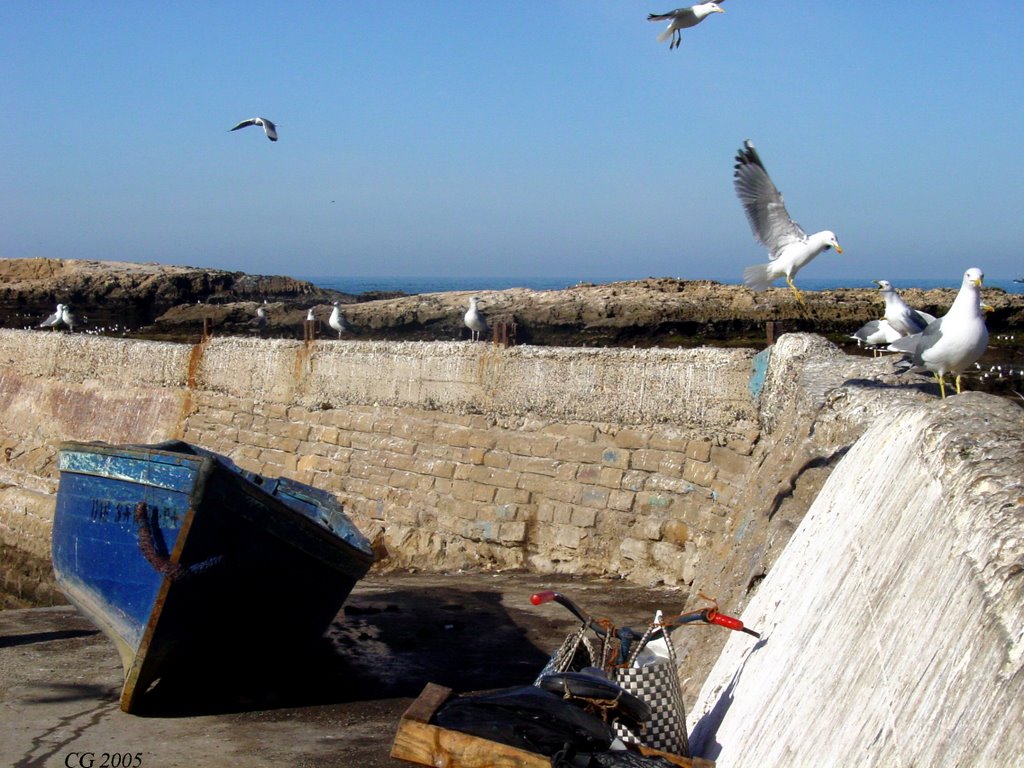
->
[647,2,725,50]
[734,139,842,307]
[230,117,278,142]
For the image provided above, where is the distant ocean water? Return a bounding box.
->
[305,275,1024,296]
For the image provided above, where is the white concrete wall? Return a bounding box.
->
[688,393,1024,767]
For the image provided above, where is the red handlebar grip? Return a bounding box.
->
[531,590,557,606]
[708,612,745,632]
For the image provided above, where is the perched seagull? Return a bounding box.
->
[464,297,488,342]
[851,318,903,353]
[887,267,989,398]
[647,2,725,49]
[250,305,268,332]
[39,303,64,329]
[328,302,350,338]
[229,117,278,142]
[60,304,80,332]
[874,280,935,336]
[734,139,842,307]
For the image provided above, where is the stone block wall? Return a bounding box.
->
[0,329,763,596]
[181,395,760,584]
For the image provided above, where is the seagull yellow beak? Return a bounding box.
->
[972,277,984,287]
[834,244,844,254]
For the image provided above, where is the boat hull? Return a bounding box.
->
[52,440,375,713]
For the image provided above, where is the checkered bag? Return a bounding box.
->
[610,629,689,757]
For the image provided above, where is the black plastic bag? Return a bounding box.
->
[434,685,614,757]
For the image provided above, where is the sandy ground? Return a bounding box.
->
[0,570,691,767]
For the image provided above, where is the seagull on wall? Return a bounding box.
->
[229,117,278,142]
[887,268,989,398]
[464,297,488,342]
[647,2,725,50]
[873,280,935,337]
[734,139,842,307]
[328,302,351,338]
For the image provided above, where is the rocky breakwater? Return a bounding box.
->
[0,257,346,337]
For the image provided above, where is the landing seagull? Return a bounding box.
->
[734,139,842,307]
[647,2,725,50]
[464,297,488,342]
[230,117,278,142]
[328,302,350,338]
[887,267,989,398]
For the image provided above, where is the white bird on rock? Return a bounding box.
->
[874,280,935,337]
[60,304,80,331]
[734,139,842,307]
[887,267,989,398]
[647,2,725,49]
[39,303,64,329]
[229,117,278,142]
[464,297,488,342]
[328,302,350,338]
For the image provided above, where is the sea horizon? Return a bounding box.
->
[304,274,1024,297]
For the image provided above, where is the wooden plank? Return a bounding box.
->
[401,682,452,724]
[391,719,550,768]
[638,745,708,767]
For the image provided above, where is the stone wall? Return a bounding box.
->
[0,330,764,601]
[687,393,1024,766]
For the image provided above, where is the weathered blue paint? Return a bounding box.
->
[749,347,772,399]
[52,440,375,714]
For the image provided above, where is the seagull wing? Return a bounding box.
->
[888,316,944,362]
[230,118,259,132]
[733,140,807,260]
[39,309,61,327]
[259,118,278,141]
[647,9,687,21]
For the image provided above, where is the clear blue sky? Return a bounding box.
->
[3,2,1022,284]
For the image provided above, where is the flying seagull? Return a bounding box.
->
[647,2,725,50]
[230,117,278,142]
[887,268,989,398]
[328,302,350,338]
[464,297,488,342]
[734,139,842,307]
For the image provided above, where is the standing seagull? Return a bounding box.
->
[230,117,278,142]
[647,2,725,50]
[887,268,989,398]
[464,297,488,342]
[39,303,64,329]
[734,139,842,307]
[60,304,80,332]
[874,280,935,337]
[328,302,350,338]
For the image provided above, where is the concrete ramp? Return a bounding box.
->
[688,393,1024,767]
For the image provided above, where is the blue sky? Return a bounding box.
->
[3,2,1022,285]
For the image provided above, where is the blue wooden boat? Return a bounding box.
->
[51,440,375,713]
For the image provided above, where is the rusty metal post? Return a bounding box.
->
[766,321,777,346]
[492,321,517,347]
[303,319,317,343]
[202,317,214,342]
